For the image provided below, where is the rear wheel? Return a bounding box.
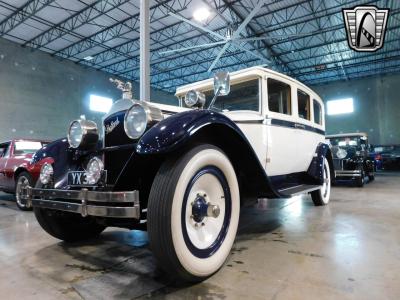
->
[311,158,331,206]
[368,172,375,181]
[148,144,240,282]
[15,172,33,211]
[34,208,105,242]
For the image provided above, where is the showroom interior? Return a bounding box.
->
[0,0,399,299]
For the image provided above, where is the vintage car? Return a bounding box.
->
[0,139,48,210]
[326,133,375,186]
[377,145,400,170]
[21,67,333,282]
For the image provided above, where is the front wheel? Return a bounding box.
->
[356,169,365,187]
[147,144,240,282]
[15,172,33,211]
[311,158,331,206]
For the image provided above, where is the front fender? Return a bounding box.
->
[31,138,78,188]
[137,110,240,155]
[133,110,281,199]
[307,143,334,184]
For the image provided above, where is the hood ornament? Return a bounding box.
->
[110,78,133,100]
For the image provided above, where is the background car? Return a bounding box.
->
[327,133,375,187]
[0,139,48,210]
[379,145,400,170]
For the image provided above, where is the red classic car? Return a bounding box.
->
[0,139,49,210]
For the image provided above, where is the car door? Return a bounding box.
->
[0,142,11,189]
[264,77,302,176]
[293,90,325,172]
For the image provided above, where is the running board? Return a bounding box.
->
[278,184,321,197]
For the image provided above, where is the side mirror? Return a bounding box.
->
[184,90,206,108]
[214,72,230,96]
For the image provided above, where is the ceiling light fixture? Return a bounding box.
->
[83,56,94,61]
[193,7,210,22]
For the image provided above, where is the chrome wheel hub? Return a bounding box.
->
[191,193,221,225]
[16,176,30,208]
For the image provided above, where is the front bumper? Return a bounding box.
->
[334,170,362,177]
[22,187,140,219]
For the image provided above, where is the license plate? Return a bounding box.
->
[67,171,107,186]
[68,171,89,186]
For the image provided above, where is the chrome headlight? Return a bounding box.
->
[336,148,348,159]
[67,119,99,149]
[85,157,104,185]
[40,163,53,185]
[185,90,206,108]
[124,104,147,139]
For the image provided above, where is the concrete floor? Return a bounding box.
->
[0,173,399,300]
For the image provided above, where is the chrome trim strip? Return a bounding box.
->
[28,187,138,203]
[335,170,362,177]
[31,199,139,218]
[25,187,140,219]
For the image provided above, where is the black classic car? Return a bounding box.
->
[326,133,375,187]
[373,145,400,170]
[20,67,334,282]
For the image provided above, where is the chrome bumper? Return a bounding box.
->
[22,187,140,219]
[334,170,362,177]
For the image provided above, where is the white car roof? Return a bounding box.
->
[175,66,323,103]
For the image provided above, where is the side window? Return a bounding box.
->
[267,78,291,115]
[313,100,322,125]
[297,90,311,120]
[0,143,10,158]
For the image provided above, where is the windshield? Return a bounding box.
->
[14,141,45,155]
[329,136,366,150]
[182,79,260,112]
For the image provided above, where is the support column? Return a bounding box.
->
[140,0,150,101]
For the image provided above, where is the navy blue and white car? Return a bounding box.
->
[22,67,333,282]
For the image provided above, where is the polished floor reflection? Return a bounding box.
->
[0,172,399,299]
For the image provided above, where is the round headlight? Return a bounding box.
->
[40,163,53,185]
[68,121,83,148]
[67,119,99,149]
[85,157,104,185]
[184,90,206,108]
[336,148,348,159]
[124,104,148,139]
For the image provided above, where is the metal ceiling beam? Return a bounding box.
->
[97,0,361,79]
[51,0,186,59]
[221,0,291,74]
[0,0,57,37]
[23,0,130,49]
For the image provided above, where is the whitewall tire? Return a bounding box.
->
[147,144,240,282]
[311,157,331,206]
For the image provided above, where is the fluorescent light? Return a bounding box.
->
[327,98,354,115]
[83,56,94,61]
[90,95,113,113]
[193,7,210,22]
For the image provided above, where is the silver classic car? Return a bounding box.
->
[21,67,333,282]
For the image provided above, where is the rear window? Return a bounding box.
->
[297,90,311,120]
[267,78,291,115]
[313,100,322,125]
